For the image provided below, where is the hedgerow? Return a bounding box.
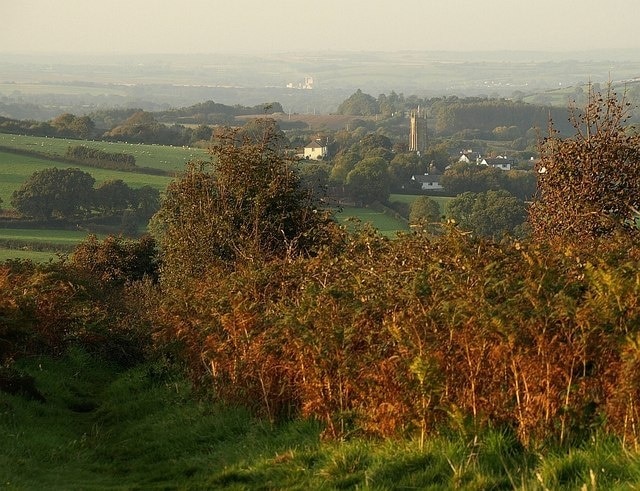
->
[144,226,640,446]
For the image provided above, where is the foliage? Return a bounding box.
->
[441,161,505,194]
[0,259,146,365]
[152,121,337,283]
[153,99,284,124]
[70,234,158,287]
[7,165,160,227]
[409,196,442,232]
[431,97,572,136]
[296,162,330,201]
[0,113,97,139]
[447,190,527,238]
[345,157,390,204]
[337,89,380,116]
[529,87,640,246]
[11,167,95,220]
[51,113,96,139]
[66,145,136,171]
[145,220,640,447]
[93,179,135,215]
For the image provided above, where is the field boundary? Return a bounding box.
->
[0,144,174,177]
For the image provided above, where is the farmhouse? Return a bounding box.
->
[303,139,328,160]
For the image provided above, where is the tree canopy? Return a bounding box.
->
[11,168,95,220]
[346,157,390,204]
[337,89,379,116]
[448,190,527,239]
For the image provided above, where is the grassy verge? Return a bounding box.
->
[3,349,640,489]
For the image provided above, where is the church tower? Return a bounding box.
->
[409,108,428,154]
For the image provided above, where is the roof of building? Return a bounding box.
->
[305,140,327,149]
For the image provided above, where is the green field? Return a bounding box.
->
[389,193,452,217]
[0,229,102,262]
[0,150,174,208]
[0,248,59,262]
[0,133,208,173]
[336,206,409,236]
[0,228,100,245]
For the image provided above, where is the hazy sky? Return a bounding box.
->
[3,0,640,55]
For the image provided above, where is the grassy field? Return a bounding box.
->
[0,248,59,262]
[0,228,101,245]
[389,193,452,217]
[335,206,409,237]
[0,229,103,262]
[0,149,174,207]
[3,348,640,489]
[0,133,208,173]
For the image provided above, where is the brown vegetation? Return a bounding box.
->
[4,92,640,450]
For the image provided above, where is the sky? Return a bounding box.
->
[3,0,640,55]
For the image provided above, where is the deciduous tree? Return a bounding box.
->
[346,157,390,204]
[529,87,640,245]
[151,120,336,282]
[11,167,95,220]
[448,190,526,239]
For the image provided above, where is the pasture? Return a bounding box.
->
[336,206,409,237]
[0,150,173,208]
[0,228,101,246]
[0,228,103,262]
[0,134,208,173]
[0,248,59,262]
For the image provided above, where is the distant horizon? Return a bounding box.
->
[2,47,639,62]
[5,1,640,56]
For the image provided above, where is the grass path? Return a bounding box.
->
[3,349,640,489]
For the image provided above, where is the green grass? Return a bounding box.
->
[0,229,106,262]
[0,228,100,245]
[0,248,60,262]
[0,133,209,173]
[0,150,173,208]
[336,206,409,237]
[3,348,640,489]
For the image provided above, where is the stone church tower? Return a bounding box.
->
[409,108,428,153]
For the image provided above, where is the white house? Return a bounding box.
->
[303,139,328,160]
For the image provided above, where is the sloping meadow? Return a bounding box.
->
[148,227,640,447]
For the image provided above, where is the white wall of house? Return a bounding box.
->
[303,143,327,160]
